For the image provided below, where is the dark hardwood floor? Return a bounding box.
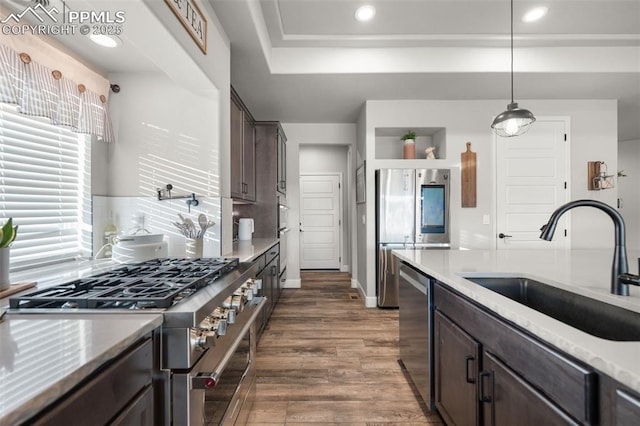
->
[246,271,443,425]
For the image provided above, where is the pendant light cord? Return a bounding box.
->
[510,0,514,104]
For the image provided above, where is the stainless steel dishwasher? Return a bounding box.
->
[398,259,434,410]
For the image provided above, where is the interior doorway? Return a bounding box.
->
[298,144,350,271]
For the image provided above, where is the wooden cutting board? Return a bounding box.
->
[461,142,477,207]
[0,282,36,299]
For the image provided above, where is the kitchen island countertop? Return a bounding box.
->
[0,312,162,425]
[224,238,279,263]
[393,248,640,393]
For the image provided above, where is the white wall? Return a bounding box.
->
[281,123,357,287]
[619,139,640,253]
[359,99,618,304]
[299,145,351,271]
[106,72,219,197]
[89,1,234,255]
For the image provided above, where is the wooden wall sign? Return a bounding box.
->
[165,0,208,54]
[461,142,477,207]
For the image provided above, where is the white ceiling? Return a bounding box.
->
[211,0,640,141]
[3,0,639,140]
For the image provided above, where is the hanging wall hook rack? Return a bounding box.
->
[156,184,200,212]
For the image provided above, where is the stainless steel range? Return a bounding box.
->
[9,257,264,426]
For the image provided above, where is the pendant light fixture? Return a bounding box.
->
[491,0,536,137]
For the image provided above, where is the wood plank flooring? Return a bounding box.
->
[246,271,443,425]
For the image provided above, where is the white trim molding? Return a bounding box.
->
[284,278,301,289]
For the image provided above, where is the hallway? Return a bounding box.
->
[246,271,443,425]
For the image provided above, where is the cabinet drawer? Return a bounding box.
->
[33,337,154,425]
[434,283,597,424]
[264,244,279,266]
[254,254,266,271]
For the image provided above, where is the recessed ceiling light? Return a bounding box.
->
[354,5,376,22]
[522,6,548,23]
[89,33,122,48]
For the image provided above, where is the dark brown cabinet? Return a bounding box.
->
[434,282,596,425]
[614,388,640,425]
[434,310,479,426]
[231,87,256,202]
[481,351,579,426]
[32,337,154,425]
[256,122,287,197]
[255,244,280,336]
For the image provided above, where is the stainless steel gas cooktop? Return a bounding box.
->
[9,257,239,310]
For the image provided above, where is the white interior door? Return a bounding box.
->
[496,119,569,249]
[299,174,341,269]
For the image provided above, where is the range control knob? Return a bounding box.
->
[192,329,216,350]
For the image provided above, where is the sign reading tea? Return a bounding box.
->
[165,0,207,54]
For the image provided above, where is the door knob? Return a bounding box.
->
[498,233,512,239]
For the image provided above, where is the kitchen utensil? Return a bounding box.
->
[198,214,207,232]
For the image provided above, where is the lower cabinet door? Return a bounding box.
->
[481,351,580,426]
[434,310,480,426]
[615,388,640,425]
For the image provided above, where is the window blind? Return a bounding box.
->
[0,103,91,271]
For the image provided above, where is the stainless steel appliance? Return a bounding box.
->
[278,195,290,275]
[398,260,434,410]
[9,257,264,426]
[375,168,450,307]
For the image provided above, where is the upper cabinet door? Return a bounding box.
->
[230,96,244,199]
[243,115,256,202]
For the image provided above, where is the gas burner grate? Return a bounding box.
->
[9,257,239,310]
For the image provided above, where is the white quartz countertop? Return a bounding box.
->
[0,313,163,425]
[224,238,279,263]
[393,248,640,393]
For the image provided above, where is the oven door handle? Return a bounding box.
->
[191,297,266,390]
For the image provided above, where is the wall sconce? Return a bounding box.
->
[588,161,615,190]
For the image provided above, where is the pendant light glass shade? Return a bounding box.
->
[491,102,536,137]
[492,0,536,137]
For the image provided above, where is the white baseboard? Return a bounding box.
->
[364,296,377,308]
[340,265,351,273]
[354,279,377,308]
[284,278,301,289]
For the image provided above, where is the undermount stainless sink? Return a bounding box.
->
[464,277,640,341]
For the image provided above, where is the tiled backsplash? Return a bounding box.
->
[92,196,223,259]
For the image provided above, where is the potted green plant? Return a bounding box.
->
[401,130,416,159]
[401,130,416,141]
[0,218,18,290]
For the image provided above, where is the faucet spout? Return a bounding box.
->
[539,199,631,296]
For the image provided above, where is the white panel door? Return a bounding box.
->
[496,119,569,249]
[299,174,341,269]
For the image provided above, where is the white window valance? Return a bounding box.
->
[0,43,115,143]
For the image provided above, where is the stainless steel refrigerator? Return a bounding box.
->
[375,168,450,307]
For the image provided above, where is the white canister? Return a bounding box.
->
[238,218,254,241]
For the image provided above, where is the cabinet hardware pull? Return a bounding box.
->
[479,371,493,403]
[465,355,476,383]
